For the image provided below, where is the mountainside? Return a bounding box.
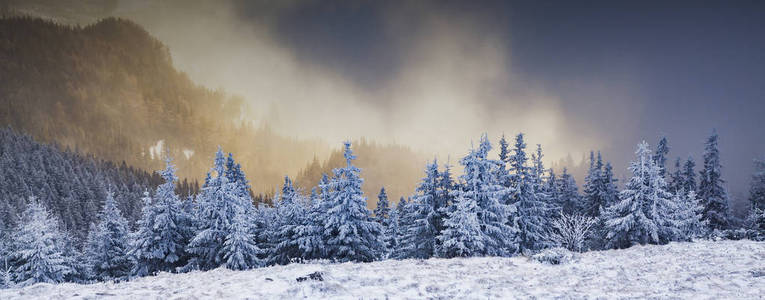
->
[0,128,164,241]
[2,240,761,299]
[0,16,424,202]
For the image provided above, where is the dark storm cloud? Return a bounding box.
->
[6,0,765,212]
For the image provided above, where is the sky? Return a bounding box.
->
[5,0,765,212]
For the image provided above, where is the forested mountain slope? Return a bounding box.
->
[0,16,424,201]
[0,128,169,241]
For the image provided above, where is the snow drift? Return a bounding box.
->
[2,240,763,299]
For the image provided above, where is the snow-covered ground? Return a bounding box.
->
[2,240,763,299]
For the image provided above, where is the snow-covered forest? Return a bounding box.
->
[1,128,764,290]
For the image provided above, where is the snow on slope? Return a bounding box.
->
[2,240,763,299]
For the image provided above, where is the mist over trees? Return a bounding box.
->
[0,16,425,202]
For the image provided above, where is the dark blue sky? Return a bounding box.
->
[230,0,765,211]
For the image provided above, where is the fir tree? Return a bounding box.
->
[373,187,391,226]
[583,151,605,217]
[749,159,765,211]
[558,168,581,215]
[455,134,517,256]
[436,193,484,258]
[269,176,307,265]
[395,160,439,259]
[698,131,730,230]
[668,158,685,194]
[222,212,263,270]
[10,200,73,286]
[682,156,697,192]
[321,142,385,262]
[653,136,670,178]
[509,134,549,251]
[85,191,132,281]
[673,190,707,240]
[186,148,260,270]
[131,158,193,276]
[602,141,677,249]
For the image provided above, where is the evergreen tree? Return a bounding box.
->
[602,141,678,248]
[509,134,549,251]
[395,160,440,259]
[10,200,73,286]
[373,187,391,226]
[653,136,670,178]
[321,142,385,262]
[683,156,697,192]
[558,168,581,215]
[186,148,260,270]
[131,158,193,276]
[668,158,685,194]
[455,134,517,256]
[600,162,620,210]
[583,152,605,217]
[749,159,765,211]
[673,190,707,240]
[84,191,132,281]
[698,132,730,230]
[436,193,484,258]
[222,212,263,270]
[435,162,455,235]
[269,176,307,265]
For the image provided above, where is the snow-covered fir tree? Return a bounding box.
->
[435,162,455,236]
[668,158,685,194]
[452,134,517,256]
[698,131,730,230]
[673,190,707,240]
[373,187,391,226]
[222,212,263,270]
[186,148,260,270]
[600,162,620,210]
[683,156,697,193]
[749,159,765,211]
[557,168,581,215]
[583,152,606,217]
[653,136,670,178]
[84,191,132,281]
[602,141,678,248]
[320,142,385,262]
[269,176,308,265]
[131,158,193,276]
[436,192,484,258]
[10,200,73,286]
[508,133,549,251]
[293,174,330,261]
[395,160,439,259]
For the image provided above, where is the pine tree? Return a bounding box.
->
[10,200,73,286]
[602,141,677,248]
[698,132,730,230]
[269,176,307,265]
[436,193,484,258]
[558,168,581,215]
[454,134,517,256]
[673,190,707,240]
[508,134,548,251]
[682,156,697,192]
[668,158,685,194]
[84,191,132,281]
[186,148,260,270]
[222,212,263,270]
[321,142,385,262]
[373,187,391,226]
[131,158,193,276]
[395,160,439,259]
[653,136,670,178]
[583,151,606,217]
[600,162,619,210]
[749,159,765,211]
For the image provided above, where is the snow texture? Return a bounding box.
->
[2,240,762,299]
